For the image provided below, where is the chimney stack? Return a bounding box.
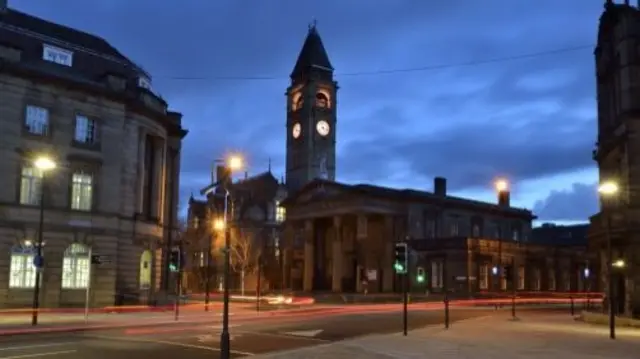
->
[498,190,511,207]
[434,177,447,196]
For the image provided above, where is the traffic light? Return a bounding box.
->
[416,267,426,283]
[394,242,408,274]
[169,249,180,272]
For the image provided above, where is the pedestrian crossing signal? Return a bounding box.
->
[416,267,426,283]
[394,242,408,274]
[169,249,180,272]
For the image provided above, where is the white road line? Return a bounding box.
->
[237,331,329,343]
[85,335,255,356]
[0,350,76,359]
[0,343,75,352]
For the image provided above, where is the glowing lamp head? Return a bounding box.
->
[227,155,243,171]
[34,157,56,171]
[213,218,225,231]
[495,179,508,192]
[598,181,619,196]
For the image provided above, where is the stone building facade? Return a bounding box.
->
[589,0,640,318]
[0,5,186,308]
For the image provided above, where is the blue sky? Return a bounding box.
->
[12,0,605,224]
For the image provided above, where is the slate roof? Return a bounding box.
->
[290,24,333,80]
[530,223,588,247]
[282,179,536,220]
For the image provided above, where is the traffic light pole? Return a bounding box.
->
[220,190,231,359]
[444,254,450,329]
[174,242,182,321]
[402,270,408,336]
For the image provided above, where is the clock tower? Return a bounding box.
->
[285,24,338,194]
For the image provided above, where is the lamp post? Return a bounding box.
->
[215,155,243,359]
[598,181,619,340]
[31,156,56,326]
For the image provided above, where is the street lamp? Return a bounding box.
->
[494,179,508,290]
[217,154,243,359]
[598,180,618,339]
[31,156,56,326]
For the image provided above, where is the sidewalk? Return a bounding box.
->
[252,313,640,358]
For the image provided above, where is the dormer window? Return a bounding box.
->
[42,44,73,67]
[138,76,152,90]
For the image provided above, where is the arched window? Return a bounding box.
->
[61,243,90,289]
[315,92,329,108]
[9,242,37,288]
[140,250,152,289]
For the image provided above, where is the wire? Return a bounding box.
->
[152,44,593,81]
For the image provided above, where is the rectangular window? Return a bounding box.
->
[74,115,98,144]
[42,44,73,66]
[71,171,93,211]
[24,105,49,135]
[275,201,286,222]
[61,256,89,289]
[9,253,36,288]
[548,269,556,291]
[20,166,44,205]
[517,266,525,290]
[431,260,443,289]
[479,263,488,290]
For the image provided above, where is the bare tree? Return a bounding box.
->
[229,229,261,295]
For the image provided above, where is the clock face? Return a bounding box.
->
[316,120,330,136]
[292,123,301,139]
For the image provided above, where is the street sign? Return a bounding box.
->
[91,254,111,265]
[33,255,44,269]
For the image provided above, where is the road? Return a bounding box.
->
[0,307,570,359]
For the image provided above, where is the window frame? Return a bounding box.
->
[9,245,37,288]
[42,44,73,67]
[70,170,94,212]
[23,104,50,137]
[61,243,90,289]
[19,164,44,206]
[72,113,100,148]
[67,160,100,212]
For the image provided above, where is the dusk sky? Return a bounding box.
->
[13,0,604,224]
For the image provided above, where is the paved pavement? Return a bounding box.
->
[0,307,495,358]
[249,312,640,358]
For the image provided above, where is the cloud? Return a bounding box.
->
[532,182,599,221]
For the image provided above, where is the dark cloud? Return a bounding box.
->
[13,0,606,207]
[533,182,599,221]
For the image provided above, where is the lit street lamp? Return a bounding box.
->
[493,179,508,287]
[598,180,619,340]
[31,156,56,326]
[217,154,243,359]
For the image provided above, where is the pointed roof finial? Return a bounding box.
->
[309,18,317,31]
[268,157,272,173]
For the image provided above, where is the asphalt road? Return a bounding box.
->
[0,307,571,359]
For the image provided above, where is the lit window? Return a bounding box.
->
[275,201,286,222]
[61,243,90,289]
[74,115,98,144]
[20,166,43,205]
[71,171,93,211]
[517,266,525,290]
[9,245,36,288]
[25,105,49,135]
[42,44,73,67]
[479,264,488,290]
[139,250,152,289]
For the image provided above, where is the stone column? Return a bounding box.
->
[383,216,394,292]
[332,216,343,292]
[136,128,147,214]
[303,220,314,292]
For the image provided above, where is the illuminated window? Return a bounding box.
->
[25,105,49,135]
[20,166,43,205]
[139,250,152,289]
[9,244,36,288]
[275,201,286,222]
[61,243,90,289]
[71,171,93,211]
[43,44,73,67]
[478,264,488,290]
[74,115,98,144]
[517,266,525,290]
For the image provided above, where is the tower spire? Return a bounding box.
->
[290,22,333,81]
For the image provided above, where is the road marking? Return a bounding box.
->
[282,329,323,338]
[85,335,255,356]
[240,331,328,342]
[196,333,238,342]
[0,350,77,359]
[0,343,75,352]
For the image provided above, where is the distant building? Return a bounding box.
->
[0,3,187,308]
[279,25,595,295]
[590,0,640,318]
[184,167,287,293]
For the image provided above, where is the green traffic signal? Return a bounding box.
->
[169,263,178,272]
[416,274,425,283]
